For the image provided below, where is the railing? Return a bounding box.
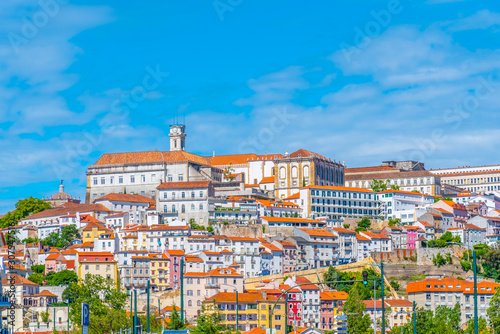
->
[205,283,220,289]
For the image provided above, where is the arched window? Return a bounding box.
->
[199,204,203,210]
[280,167,286,179]
[304,165,309,178]
[191,204,195,211]
[197,300,201,306]
[188,300,192,306]
[172,205,176,212]
[182,204,185,213]
[292,166,298,178]
[163,205,167,213]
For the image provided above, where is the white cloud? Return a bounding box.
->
[444,9,500,32]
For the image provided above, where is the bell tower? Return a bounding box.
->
[169,124,186,151]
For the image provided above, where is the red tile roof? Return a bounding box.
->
[96,193,155,205]
[259,176,275,184]
[303,185,374,193]
[21,204,111,221]
[157,181,211,189]
[93,150,209,166]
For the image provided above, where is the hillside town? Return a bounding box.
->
[1,124,500,334]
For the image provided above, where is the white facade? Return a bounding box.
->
[377,190,434,221]
[228,237,261,278]
[156,181,213,226]
[300,186,380,221]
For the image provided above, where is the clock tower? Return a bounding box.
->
[169,124,186,151]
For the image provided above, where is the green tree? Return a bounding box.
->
[432,253,446,267]
[43,224,81,248]
[191,304,223,334]
[46,270,78,286]
[465,317,489,334]
[358,217,371,230]
[388,218,401,227]
[488,288,500,333]
[66,274,129,334]
[28,273,45,285]
[22,237,41,243]
[482,249,500,280]
[31,264,45,274]
[223,163,236,181]
[343,283,372,334]
[40,311,50,324]
[5,229,20,246]
[167,303,185,330]
[0,196,51,228]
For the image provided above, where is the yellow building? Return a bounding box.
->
[203,291,286,334]
[149,253,170,291]
[82,221,112,243]
[76,251,118,287]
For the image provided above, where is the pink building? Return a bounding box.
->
[320,290,348,331]
[402,226,419,249]
[165,249,185,289]
[45,253,67,275]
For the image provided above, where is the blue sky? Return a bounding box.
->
[1,0,500,212]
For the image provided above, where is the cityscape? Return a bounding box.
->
[1,1,500,334]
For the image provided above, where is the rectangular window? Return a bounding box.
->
[152,174,156,182]
[131,175,135,183]
[101,177,105,185]
[141,175,146,182]
[110,176,114,184]
[168,174,173,182]
[93,178,97,185]
[119,176,123,184]
[178,174,184,181]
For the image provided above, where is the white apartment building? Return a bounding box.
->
[329,227,357,264]
[407,277,499,325]
[449,224,486,248]
[293,228,338,269]
[183,267,244,321]
[299,185,380,221]
[359,231,392,253]
[377,190,434,222]
[94,193,155,225]
[228,237,261,278]
[156,181,214,225]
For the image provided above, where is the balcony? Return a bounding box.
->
[205,283,221,289]
[0,295,11,310]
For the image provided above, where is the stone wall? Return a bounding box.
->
[213,223,264,238]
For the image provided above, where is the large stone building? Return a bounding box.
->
[429,164,500,194]
[345,170,442,196]
[273,149,345,200]
[86,124,223,202]
[86,124,345,203]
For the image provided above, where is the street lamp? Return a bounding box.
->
[220,284,239,333]
[64,299,70,334]
[179,250,201,323]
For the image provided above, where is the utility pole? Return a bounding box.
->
[180,257,184,323]
[147,280,150,333]
[381,261,385,334]
[473,250,478,334]
[134,290,137,334]
[413,301,416,334]
[285,293,288,334]
[236,290,239,332]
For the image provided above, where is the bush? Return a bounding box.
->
[433,253,446,267]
